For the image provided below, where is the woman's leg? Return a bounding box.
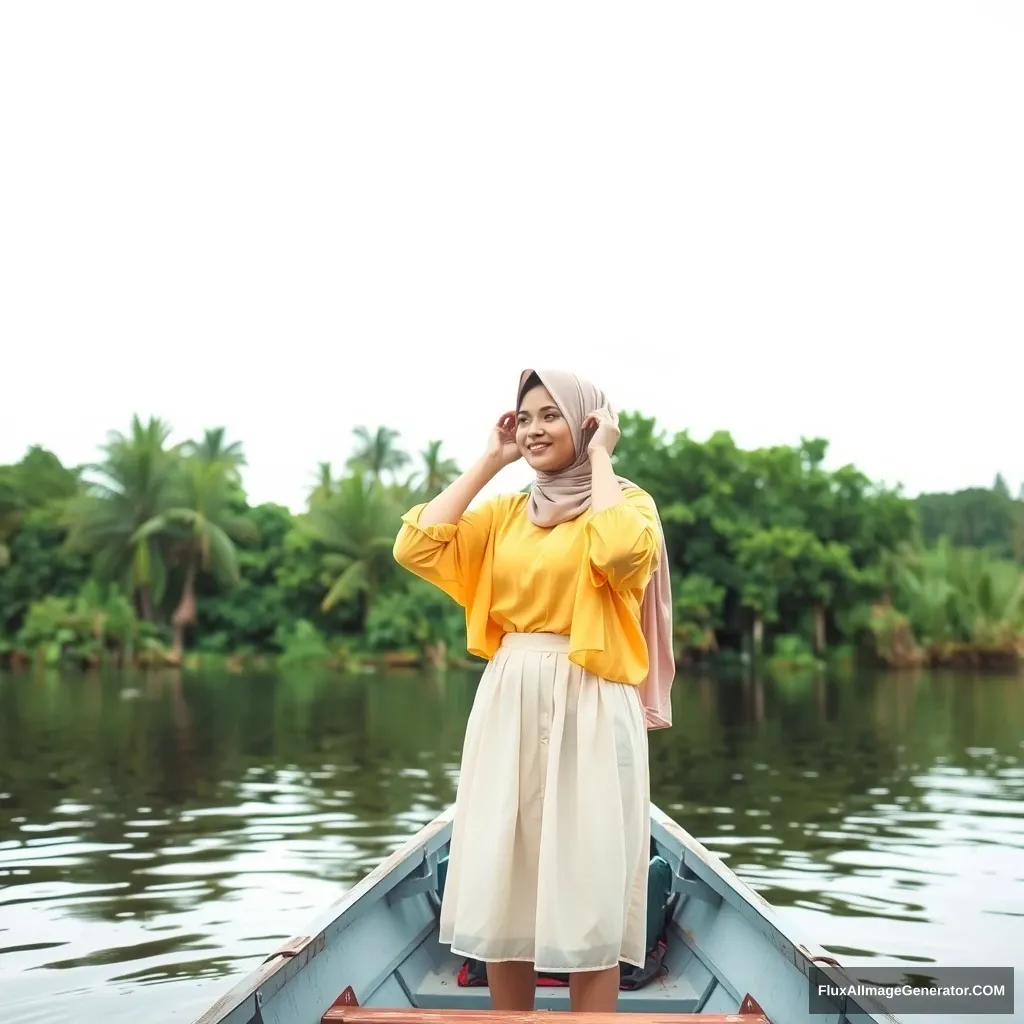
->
[486,962,538,1010]
[569,965,620,1012]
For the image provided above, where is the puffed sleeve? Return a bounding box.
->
[585,488,659,593]
[393,498,497,607]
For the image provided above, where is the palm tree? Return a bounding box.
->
[346,426,410,483]
[308,461,336,508]
[891,538,1024,648]
[410,440,460,500]
[64,416,179,620]
[298,473,401,627]
[133,453,258,662]
[180,427,246,483]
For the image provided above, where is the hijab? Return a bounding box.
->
[517,368,676,730]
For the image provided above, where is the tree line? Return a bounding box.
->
[1,413,1022,672]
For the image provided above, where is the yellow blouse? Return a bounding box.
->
[392,487,659,685]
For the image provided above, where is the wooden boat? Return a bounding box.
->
[193,803,901,1024]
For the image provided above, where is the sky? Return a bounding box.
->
[1,2,1021,512]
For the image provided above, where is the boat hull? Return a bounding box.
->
[193,804,900,1024]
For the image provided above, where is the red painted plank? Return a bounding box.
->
[324,1009,768,1024]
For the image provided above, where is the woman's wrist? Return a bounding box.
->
[471,454,505,483]
[589,447,624,512]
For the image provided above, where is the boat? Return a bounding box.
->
[193,803,901,1024]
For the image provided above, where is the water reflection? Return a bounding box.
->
[1,665,1022,1022]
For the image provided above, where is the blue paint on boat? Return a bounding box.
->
[192,804,902,1024]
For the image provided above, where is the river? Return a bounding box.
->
[1,664,1022,1022]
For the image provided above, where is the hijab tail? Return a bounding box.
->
[637,522,675,730]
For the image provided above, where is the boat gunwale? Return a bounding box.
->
[649,806,902,1023]
[191,805,456,1024]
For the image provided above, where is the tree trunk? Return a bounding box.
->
[169,560,197,664]
[812,602,826,654]
[423,640,447,669]
[752,614,764,657]
[363,569,378,630]
[137,585,155,623]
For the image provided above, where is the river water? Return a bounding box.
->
[1,665,1022,1022]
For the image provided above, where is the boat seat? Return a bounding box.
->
[325,1009,768,1024]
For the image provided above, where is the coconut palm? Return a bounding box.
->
[308,461,336,508]
[133,453,258,662]
[410,440,460,500]
[298,473,400,626]
[63,416,179,620]
[346,425,410,483]
[180,427,246,482]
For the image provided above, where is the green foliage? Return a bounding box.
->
[612,418,918,655]
[0,412,1021,671]
[62,415,181,619]
[298,474,402,624]
[0,446,80,569]
[0,518,90,641]
[364,578,466,653]
[275,619,332,665]
[767,634,824,672]
[197,502,316,653]
[13,580,162,667]
[916,476,1024,560]
[885,538,1024,658]
[671,573,724,659]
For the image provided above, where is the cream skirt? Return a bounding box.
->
[438,632,651,973]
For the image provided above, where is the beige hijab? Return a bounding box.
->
[517,368,676,730]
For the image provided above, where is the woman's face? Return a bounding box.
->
[516,384,576,472]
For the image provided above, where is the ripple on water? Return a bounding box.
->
[2,841,136,867]
[17,820,94,834]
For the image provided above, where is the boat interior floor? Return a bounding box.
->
[414,949,707,1011]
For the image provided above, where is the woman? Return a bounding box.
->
[392,368,675,1014]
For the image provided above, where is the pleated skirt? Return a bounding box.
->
[438,631,651,973]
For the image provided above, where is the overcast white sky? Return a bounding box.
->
[1,2,1021,511]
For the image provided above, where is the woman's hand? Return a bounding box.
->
[485,411,522,468]
[582,407,620,458]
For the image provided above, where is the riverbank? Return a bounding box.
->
[3,424,1023,680]
[3,625,1023,678]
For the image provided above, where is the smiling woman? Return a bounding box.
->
[391,368,675,1014]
